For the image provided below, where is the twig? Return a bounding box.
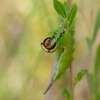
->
[67,0,72,9]
[69,63,74,100]
[67,0,74,99]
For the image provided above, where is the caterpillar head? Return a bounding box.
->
[41,37,57,53]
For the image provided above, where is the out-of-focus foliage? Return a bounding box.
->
[74,69,87,85]
[0,0,100,100]
[61,88,72,100]
[95,45,100,74]
[87,6,100,100]
[86,9,100,100]
[92,10,100,43]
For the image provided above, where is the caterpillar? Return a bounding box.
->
[41,25,74,94]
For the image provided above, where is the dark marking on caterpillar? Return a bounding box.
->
[60,34,62,37]
[63,30,65,34]
[51,32,57,40]
[52,36,56,38]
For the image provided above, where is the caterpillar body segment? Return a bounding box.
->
[52,33,74,81]
[55,47,63,61]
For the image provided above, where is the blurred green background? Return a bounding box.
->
[0,0,100,100]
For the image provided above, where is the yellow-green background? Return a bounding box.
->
[0,0,100,100]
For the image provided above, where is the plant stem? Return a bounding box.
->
[67,0,72,9]
[69,63,74,100]
[67,0,74,99]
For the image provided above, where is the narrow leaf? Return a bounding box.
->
[63,1,68,11]
[94,45,100,74]
[63,1,68,18]
[86,37,92,58]
[61,88,72,100]
[96,94,100,100]
[74,69,88,85]
[69,18,76,30]
[54,0,66,18]
[87,73,98,95]
[68,4,77,25]
[70,4,77,25]
[92,9,100,43]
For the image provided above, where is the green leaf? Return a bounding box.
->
[63,1,68,18]
[69,18,76,30]
[87,73,98,95]
[96,94,100,100]
[92,9,100,43]
[63,1,68,11]
[68,4,77,25]
[53,0,66,18]
[86,37,92,58]
[61,89,72,100]
[74,69,88,85]
[94,45,100,74]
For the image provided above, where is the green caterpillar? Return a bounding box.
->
[41,26,74,94]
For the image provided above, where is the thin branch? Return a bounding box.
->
[67,0,74,99]
[67,0,72,9]
[69,63,74,100]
